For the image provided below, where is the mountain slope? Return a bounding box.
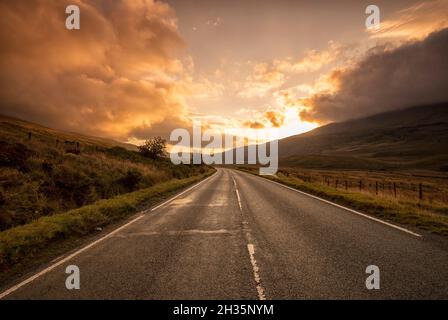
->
[221,103,448,171]
[278,103,448,170]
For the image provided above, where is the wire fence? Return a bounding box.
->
[278,169,448,204]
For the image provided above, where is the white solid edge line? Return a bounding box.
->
[0,214,144,300]
[0,172,216,300]
[238,171,422,238]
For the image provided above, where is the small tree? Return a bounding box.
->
[138,136,166,159]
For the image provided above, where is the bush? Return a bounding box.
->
[52,165,93,206]
[116,169,142,192]
[138,137,166,159]
[0,142,33,171]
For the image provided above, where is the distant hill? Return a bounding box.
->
[278,103,448,171]
[221,103,448,171]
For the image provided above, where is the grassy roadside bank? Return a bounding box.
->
[236,167,448,236]
[0,169,215,283]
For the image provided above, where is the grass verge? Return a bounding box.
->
[0,169,215,282]
[236,167,448,236]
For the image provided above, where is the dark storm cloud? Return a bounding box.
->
[301,28,448,123]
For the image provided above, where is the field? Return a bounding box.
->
[236,166,448,236]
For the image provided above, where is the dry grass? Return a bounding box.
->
[237,166,448,236]
[276,167,448,205]
[0,117,208,230]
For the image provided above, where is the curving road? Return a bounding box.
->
[2,168,448,299]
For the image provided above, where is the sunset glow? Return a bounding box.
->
[0,0,447,146]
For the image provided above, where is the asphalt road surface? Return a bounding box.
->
[2,168,448,299]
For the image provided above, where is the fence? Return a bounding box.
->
[278,169,448,204]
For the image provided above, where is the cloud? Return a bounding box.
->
[243,120,265,129]
[128,114,191,140]
[300,28,448,123]
[369,0,448,40]
[240,109,285,130]
[0,0,190,141]
[206,17,223,28]
[264,111,284,128]
[237,42,349,99]
[276,41,345,74]
[238,62,286,98]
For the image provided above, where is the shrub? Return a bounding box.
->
[138,137,166,159]
[0,142,33,171]
[116,169,142,192]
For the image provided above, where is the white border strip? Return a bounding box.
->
[0,172,216,300]
[242,171,421,238]
[0,215,145,300]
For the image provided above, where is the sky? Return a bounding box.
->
[0,0,447,147]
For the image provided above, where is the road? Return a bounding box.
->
[2,168,448,299]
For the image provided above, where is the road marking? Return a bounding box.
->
[151,173,216,212]
[0,214,145,300]
[245,172,421,238]
[247,244,266,300]
[112,229,235,237]
[232,177,243,211]
[0,173,216,300]
[231,174,267,300]
[235,189,243,211]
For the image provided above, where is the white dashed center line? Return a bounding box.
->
[232,175,267,300]
[247,244,266,300]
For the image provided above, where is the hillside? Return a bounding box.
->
[0,115,137,151]
[0,115,208,231]
[279,103,448,171]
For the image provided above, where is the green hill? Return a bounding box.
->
[0,115,207,231]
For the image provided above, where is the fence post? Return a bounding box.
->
[393,182,397,198]
[345,180,348,191]
[375,181,378,195]
[335,179,339,188]
[419,183,423,200]
[359,180,362,191]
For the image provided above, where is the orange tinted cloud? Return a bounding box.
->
[238,62,286,98]
[0,0,189,140]
[276,41,345,74]
[243,120,265,129]
[237,42,348,99]
[264,111,284,128]
[369,0,448,40]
